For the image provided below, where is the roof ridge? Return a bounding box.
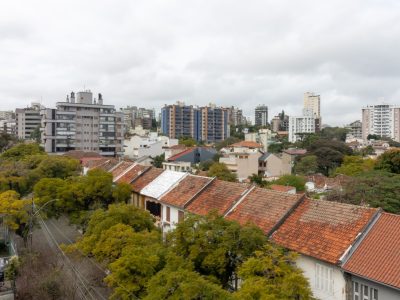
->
[224,185,256,217]
[183,176,216,208]
[157,172,189,200]
[113,162,137,183]
[130,165,153,184]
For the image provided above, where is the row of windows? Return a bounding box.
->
[353,282,378,300]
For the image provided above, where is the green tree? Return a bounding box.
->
[69,203,155,256]
[179,137,197,147]
[294,155,318,175]
[334,156,375,176]
[30,126,41,143]
[271,175,306,192]
[151,153,165,168]
[198,159,214,171]
[0,132,18,153]
[327,170,400,213]
[112,182,132,203]
[1,143,44,160]
[320,127,348,141]
[248,174,266,187]
[207,162,237,182]
[375,149,400,174]
[234,244,313,299]
[145,265,232,300]
[166,212,266,288]
[33,155,81,179]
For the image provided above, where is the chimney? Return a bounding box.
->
[98,93,103,105]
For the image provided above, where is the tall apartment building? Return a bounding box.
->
[0,111,15,120]
[288,109,316,142]
[41,91,124,156]
[121,106,155,131]
[16,102,43,140]
[227,106,244,126]
[304,92,321,132]
[200,104,229,142]
[161,102,229,143]
[271,111,289,132]
[254,105,268,127]
[362,104,400,142]
[346,120,362,140]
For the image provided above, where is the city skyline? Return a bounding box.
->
[1,1,400,126]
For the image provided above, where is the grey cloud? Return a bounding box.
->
[0,0,399,126]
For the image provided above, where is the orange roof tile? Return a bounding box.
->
[167,147,195,161]
[271,198,378,264]
[186,180,250,216]
[131,167,164,193]
[111,161,135,178]
[343,213,400,289]
[115,165,148,184]
[230,141,263,148]
[160,175,213,208]
[86,158,119,171]
[270,184,296,193]
[226,187,303,234]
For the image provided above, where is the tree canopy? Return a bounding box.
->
[207,162,237,182]
[271,175,306,192]
[375,149,400,174]
[294,155,318,175]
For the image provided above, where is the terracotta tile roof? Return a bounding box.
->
[186,179,250,216]
[271,198,378,264]
[86,158,119,171]
[160,175,213,208]
[80,157,105,167]
[169,144,187,150]
[270,184,296,193]
[110,161,135,179]
[343,213,400,289]
[140,170,187,199]
[230,141,263,148]
[115,164,148,184]
[63,150,102,159]
[131,167,164,193]
[226,187,303,234]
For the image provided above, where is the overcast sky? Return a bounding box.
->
[1,0,399,125]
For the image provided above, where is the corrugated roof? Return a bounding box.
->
[131,167,164,193]
[160,175,213,208]
[272,198,378,264]
[343,213,400,289]
[186,180,250,216]
[115,164,148,184]
[140,170,187,199]
[226,187,303,234]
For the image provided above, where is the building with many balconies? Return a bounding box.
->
[41,90,124,156]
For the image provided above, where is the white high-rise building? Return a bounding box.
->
[288,109,316,143]
[41,91,124,156]
[254,105,268,127]
[362,103,400,142]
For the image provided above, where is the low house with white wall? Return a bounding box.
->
[272,199,380,300]
[124,133,178,159]
[159,175,214,232]
[162,161,192,173]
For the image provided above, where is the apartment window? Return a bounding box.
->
[178,210,184,223]
[166,206,170,223]
[353,282,378,300]
[315,263,333,294]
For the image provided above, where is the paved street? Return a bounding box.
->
[32,216,111,300]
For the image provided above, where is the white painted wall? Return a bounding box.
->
[124,134,178,158]
[161,204,183,232]
[297,255,347,300]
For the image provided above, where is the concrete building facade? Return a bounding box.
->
[254,105,268,127]
[16,102,43,140]
[41,91,124,156]
[362,104,400,142]
[161,102,229,143]
[288,111,316,142]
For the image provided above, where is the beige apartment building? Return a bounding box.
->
[41,90,124,156]
[362,104,400,142]
[16,102,43,140]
